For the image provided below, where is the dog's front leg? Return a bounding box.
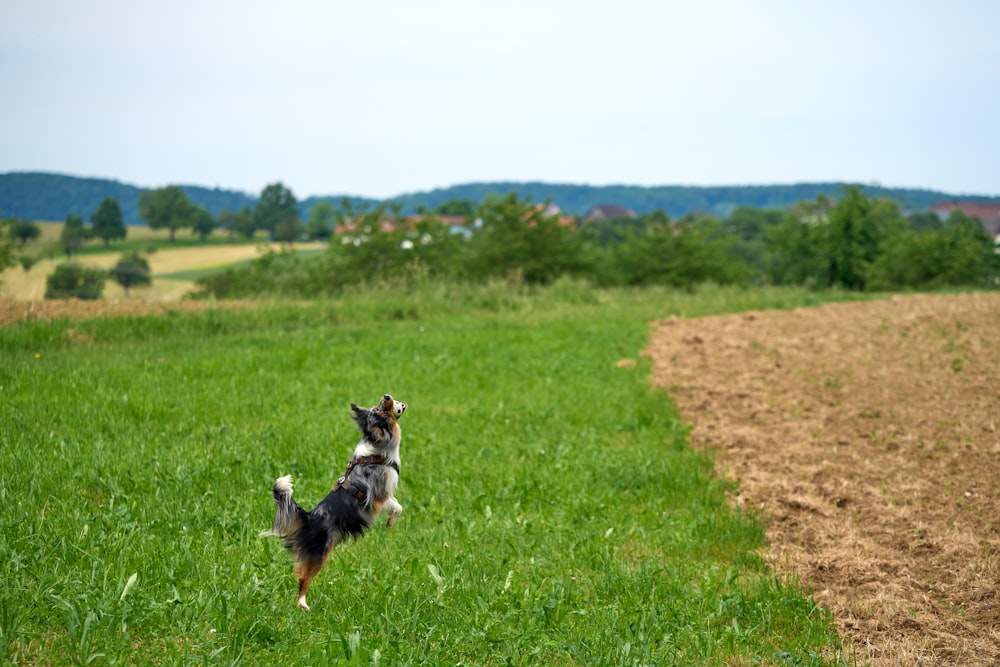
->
[384,497,403,528]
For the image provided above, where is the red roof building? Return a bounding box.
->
[930,202,1000,236]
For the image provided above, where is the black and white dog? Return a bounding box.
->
[264,394,406,610]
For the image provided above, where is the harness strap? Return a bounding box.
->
[333,455,400,502]
[346,455,400,474]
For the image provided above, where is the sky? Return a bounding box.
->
[1,0,998,200]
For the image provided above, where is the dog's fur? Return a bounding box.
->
[264,394,406,610]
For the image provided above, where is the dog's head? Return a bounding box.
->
[350,394,406,444]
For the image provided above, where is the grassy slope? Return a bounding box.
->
[1,223,322,301]
[0,285,857,665]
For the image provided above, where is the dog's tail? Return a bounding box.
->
[262,475,307,542]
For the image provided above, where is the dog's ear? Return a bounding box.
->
[351,402,390,442]
[350,403,368,431]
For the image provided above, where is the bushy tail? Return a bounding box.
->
[262,475,307,540]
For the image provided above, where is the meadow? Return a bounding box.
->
[0,223,321,301]
[0,283,863,665]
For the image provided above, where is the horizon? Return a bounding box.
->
[6,169,999,203]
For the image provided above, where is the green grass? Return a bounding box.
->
[0,283,863,665]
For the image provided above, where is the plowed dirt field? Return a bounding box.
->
[646,293,1000,666]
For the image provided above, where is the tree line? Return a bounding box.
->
[2,182,996,300]
[194,185,999,298]
[0,181,334,299]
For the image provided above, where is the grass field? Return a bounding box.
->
[0,284,862,665]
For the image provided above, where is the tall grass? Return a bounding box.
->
[0,284,862,665]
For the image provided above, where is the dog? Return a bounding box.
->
[264,393,406,611]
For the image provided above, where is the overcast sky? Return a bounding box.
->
[2,1,998,199]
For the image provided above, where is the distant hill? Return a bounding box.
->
[0,172,259,226]
[371,181,1000,220]
[3,171,999,225]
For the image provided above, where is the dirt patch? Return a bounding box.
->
[645,293,1000,665]
[0,298,254,327]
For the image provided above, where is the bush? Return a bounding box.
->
[866,213,998,290]
[45,263,107,300]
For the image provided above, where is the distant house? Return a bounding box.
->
[336,205,576,238]
[930,201,1000,237]
[406,214,477,238]
[533,203,577,227]
[334,218,393,235]
[583,204,637,223]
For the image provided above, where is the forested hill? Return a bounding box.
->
[2,171,998,225]
[0,172,259,226]
[379,182,1000,220]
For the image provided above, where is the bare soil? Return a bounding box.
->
[645,293,1000,666]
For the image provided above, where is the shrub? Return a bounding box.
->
[44,263,107,300]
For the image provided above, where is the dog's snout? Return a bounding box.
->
[383,394,392,402]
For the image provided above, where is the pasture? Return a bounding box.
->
[1,222,321,301]
[0,284,854,665]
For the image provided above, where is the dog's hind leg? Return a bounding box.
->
[294,555,326,611]
[292,531,345,611]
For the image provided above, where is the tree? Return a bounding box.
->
[433,199,477,217]
[0,213,16,272]
[723,207,783,279]
[190,206,217,240]
[90,197,127,246]
[825,186,889,290]
[272,217,302,245]
[254,182,299,237]
[402,215,468,280]
[45,263,106,299]
[139,186,196,241]
[867,209,997,290]
[465,194,589,284]
[582,210,655,246]
[109,251,152,296]
[219,207,256,240]
[305,200,335,240]
[764,209,829,286]
[10,218,41,246]
[907,211,942,232]
[607,217,748,288]
[60,214,88,256]
[764,188,904,290]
